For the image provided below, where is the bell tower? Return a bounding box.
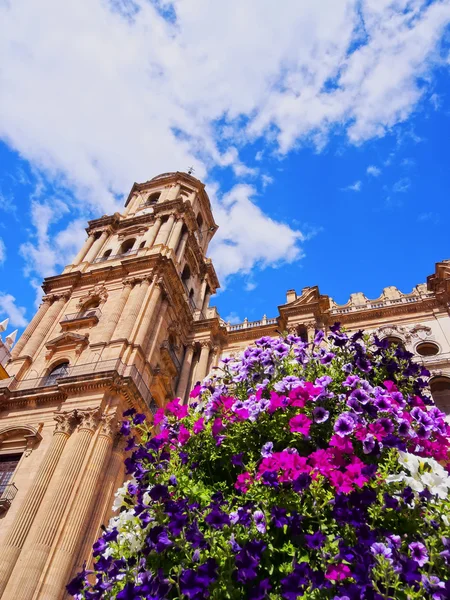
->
[0,172,221,600]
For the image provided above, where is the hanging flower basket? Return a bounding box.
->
[68,325,450,599]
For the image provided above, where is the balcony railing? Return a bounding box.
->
[61,308,101,324]
[160,341,181,371]
[0,483,18,513]
[0,359,158,414]
[93,249,138,264]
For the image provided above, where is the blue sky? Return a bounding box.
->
[0,0,449,335]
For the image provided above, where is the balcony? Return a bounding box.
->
[93,249,138,264]
[0,360,158,415]
[61,308,101,328]
[0,483,18,514]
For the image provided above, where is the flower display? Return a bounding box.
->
[68,326,450,599]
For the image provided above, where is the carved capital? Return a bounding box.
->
[77,407,102,432]
[99,412,118,438]
[53,410,78,436]
[123,276,140,288]
[200,340,211,349]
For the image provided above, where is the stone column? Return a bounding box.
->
[176,230,189,262]
[161,215,176,246]
[146,298,169,361]
[167,217,184,251]
[113,279,148,340]
[144,217,162,248]
[71,234,96,267]
[0,411,77,597]
[36,413,116,600]
[83,230,109,264]
[195,342,211,383]
[134,279,160,349]
[70,436,125,577]
[20,294,68,359]
[176,343,194,401]
[2,408,101,600]
[102,280,133,343]
[10,298,52,359]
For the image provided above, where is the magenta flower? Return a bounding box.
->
[289,413,312,436]
[325,564,351,581]
[193,418,205,434]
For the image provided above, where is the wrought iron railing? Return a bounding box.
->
[0,360,157,414]
[61,308,101,323]
[0,483,18,504]
[93,249,138,264]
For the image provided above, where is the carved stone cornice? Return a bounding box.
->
[76,285,108,310]
[77,407,102,432]
[53,410,78,436]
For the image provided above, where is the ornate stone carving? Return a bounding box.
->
[377,324,411,343]
[77,407,102,432]
[408,324,432,340]
[53,410,78,436]
[76,285,108,310]
[99,412,118,438]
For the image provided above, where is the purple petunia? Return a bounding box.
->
[313,406,330,423]
[409,541,429,566]
[334,413,355,437]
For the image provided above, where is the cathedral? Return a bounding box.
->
[0,171,449,600]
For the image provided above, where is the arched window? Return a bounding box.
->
[297,325,308,343]
[146,192,160,205]
[102,249,112,259]
[44,361,70,386]
[384,336,405,350]
[120,238,136,255]
[416,342,439,357]
[430,377,450,416]
[181,264,191,288]
[139,241,145,249]
[196,213,204,241]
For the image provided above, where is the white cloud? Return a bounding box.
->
[210,184,304,282]
[0,0,449,283]
[342,180,362,192]
[0,292,27,328]
[0,238,5,265]
[392,177,411,193]
[245,281,257,291]
[367,165,381,177]
[225,312,241,325]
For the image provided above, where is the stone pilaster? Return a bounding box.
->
[145,292,169,360]
[10,298,52,359]
[71,234,96,267]
[196,341,211,383]
[36,412,117,600]
[83,230,109,264]
[134,278,159,349]
[176,343,195,401]
[161,214,176,246]
[167,217,184,251]
[113,278,145,340]
[0,411,77,597]
[70,435,125,580]
[20,294,68,359]
[144,216,162,248]
[176,230,189,261]
[1,408,101,600]
[103,280,133,343]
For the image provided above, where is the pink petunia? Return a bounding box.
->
[166,399,188,420]
[383,380,398,393]
[235,472,253,493]
[193,418,205,434]
[212,417,225,437]
[289,413,312,436]
[178,424,191,446]
[189,384,202,398]
[325,564,351,581]
[153,407,166,426]
[329,434,354,453]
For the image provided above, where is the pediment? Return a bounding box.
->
[45,332,89,359]
[290,286,321,306]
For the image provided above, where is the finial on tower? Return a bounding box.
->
[187,166,195,175]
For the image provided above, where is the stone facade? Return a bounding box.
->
[0,171,449,599]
